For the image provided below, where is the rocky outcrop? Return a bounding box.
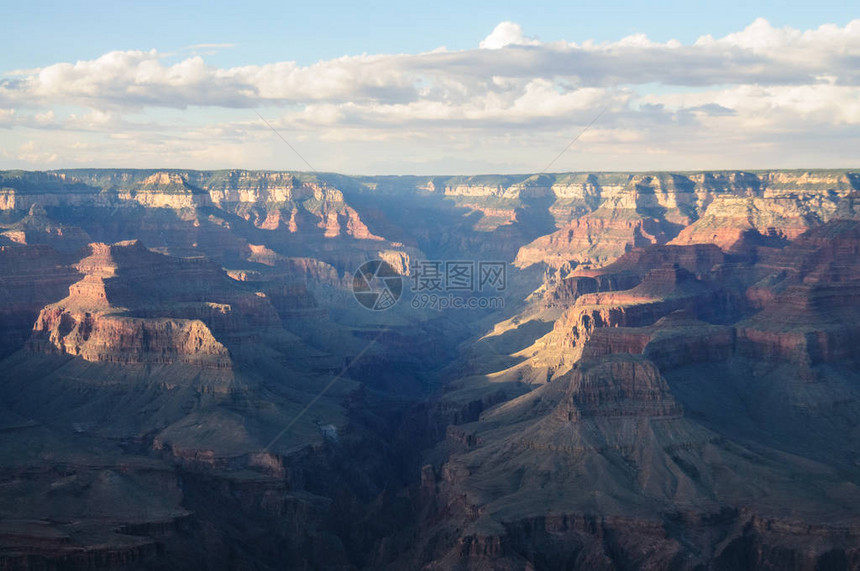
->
[737,283,860,366]
[510,170,858,270]
[546,265,724,359]
[554,357,683,421]
[0,204,91,252]
[734,219,860,367]
[32,309,230,367]
[25,241,288,368]
[407,340,860,569]
[514,208,675,270]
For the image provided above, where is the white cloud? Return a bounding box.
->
[4,18,860,111]
[480,22,541,49]
[16,140,58,164]
[1,18,860,173]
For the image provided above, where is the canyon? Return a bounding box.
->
[0,168,859,569]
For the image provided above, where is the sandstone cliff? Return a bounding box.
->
[1,169,859,570]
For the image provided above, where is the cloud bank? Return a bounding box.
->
[1,18,859,173]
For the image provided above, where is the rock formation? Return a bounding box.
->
[0,169,859,569]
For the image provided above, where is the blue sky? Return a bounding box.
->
[1,1,859,173]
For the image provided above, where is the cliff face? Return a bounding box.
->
[735,221,860,368]
[2,169,856,270]
[514,209,674,270]
[510,169,860,271]
[409,347,860,569]
[0,181,431,569]
[26,241,287,368]
[2,235,370,446]
[2,169,860,569]
[0,170,379,239]
[32,308,231,367]
[408,218,860,570]
[0,170,411,296]
[0,204,91,252]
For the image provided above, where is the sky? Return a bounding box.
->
[1,1,858,174]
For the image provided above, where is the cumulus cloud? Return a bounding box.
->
[479,22,541,49]
[1,18,859,172]
[3,17,859,111]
